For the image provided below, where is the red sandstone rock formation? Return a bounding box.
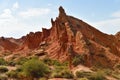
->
[0,37,18,52]
[0,6,120,68]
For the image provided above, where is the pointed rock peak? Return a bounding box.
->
[59,6,66,17]
[51,18,55,26]
[59,6,65,13]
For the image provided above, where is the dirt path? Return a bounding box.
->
[71,65,92,75]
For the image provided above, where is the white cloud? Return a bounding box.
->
[90,18,120,34]
[12,2,19,10]
[0,9,13,19]
[0,5,52,38]
[87,10,120,35]
[19,8,50,18]
[0,8,35,38]
[0,14,35,38]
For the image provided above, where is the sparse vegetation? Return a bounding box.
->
[76,71,92,78]
[0,58,7,65]
[43,57,68,66]
[76,70,106,80]
[52,69,74,79]
[0,55,118,80]
[72,54,85,66]
[6,70,19,79]
[7,60,16,66]
[0,66,8,73]
[16,57,28,65]
[89,70,106,80]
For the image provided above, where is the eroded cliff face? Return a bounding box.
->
[0,37,18,52]
[0,6,120,68]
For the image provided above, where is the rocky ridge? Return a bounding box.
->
[0,6,120,68]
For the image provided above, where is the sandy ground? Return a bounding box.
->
[71,65,92,75]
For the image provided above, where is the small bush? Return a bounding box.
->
[76,70,106,80]
[51,64,73,79]
[7,61,16,66]
[16,57,28,65]
[72,55,85,66]
[6,70,18,78]
[76,71,91,78]
[0,58,7,65]
[43,58,63,66]
[51,72,62,78]
[21,58,50,79]
[61,70,74,79]
[43,58,52,65]
[52,60,63,66]
[89,70,106,80]
[52,70,74,79]
[0,66,8,73]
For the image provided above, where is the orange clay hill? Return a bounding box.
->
[0,6,120,68]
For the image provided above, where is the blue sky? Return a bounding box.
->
[0,0,120,38]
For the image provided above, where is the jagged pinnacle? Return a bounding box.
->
[59,6,66,17]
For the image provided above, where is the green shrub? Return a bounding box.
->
[42,58,52,65]
[6,70,18,78]
[52,60,62,66]
[7,61,16,66]
[61,70,74,79]
[89,70,106,80]
[0,58,7,65]
[51,72,62,78]
[76,71,91,78]
[52,70,73,79]
[76,70,106,80]
[43,58,63,66]
[16,57,28,65]
[6,66,23,79]
[21,59,50,78]
[51,64,73,79]
[54,65,68,73]
[72,55,85,66]
[0,66,8,73]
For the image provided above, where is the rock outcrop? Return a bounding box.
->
[0,6,120,68]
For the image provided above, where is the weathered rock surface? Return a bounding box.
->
[0,6,120,68]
